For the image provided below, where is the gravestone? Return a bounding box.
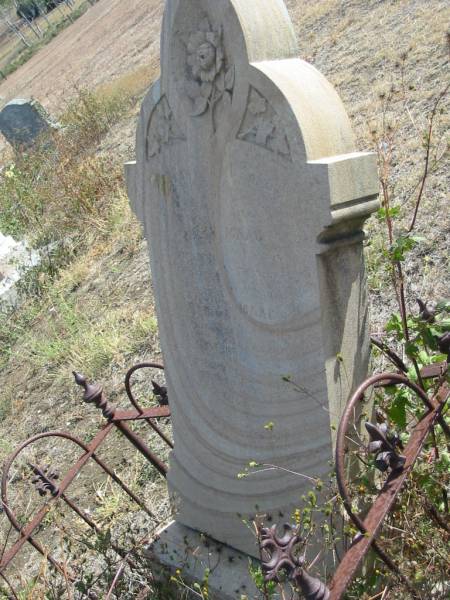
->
[0,98,57,149]
[126,0,378,594]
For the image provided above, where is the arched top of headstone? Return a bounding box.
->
[156,0,359,164]
[0,98,58,149]
[161,0,299,67]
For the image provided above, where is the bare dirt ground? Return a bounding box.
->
[0,0,164,114]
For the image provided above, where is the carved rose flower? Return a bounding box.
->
[184,18,234,120]
[186,20,224,84]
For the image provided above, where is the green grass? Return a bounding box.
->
[18,282,157,381]
[0,86,133,240]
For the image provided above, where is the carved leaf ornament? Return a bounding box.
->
[238,87,291,159]
[146,96,185,159]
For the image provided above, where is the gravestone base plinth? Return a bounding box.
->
[144,521,265,600]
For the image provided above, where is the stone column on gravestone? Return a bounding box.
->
[126,0,378,592]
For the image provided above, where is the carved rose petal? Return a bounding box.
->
[191,96,209,116]
[200,82,213,98]
[187,31,206,53]
[200,67,217,83]
[185,80,201,99]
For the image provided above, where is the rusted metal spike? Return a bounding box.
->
[73,372,103,403]
[298,570,330,600]
[73,372,115,420]
[152,380,168,406]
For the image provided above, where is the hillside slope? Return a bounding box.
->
[0,0,163,111]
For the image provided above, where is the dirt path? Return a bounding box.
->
[0,0,164,115]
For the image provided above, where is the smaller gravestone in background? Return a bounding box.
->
[0,98,58,149]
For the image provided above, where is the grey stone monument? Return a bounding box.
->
[0,98,57,149]
[126,0,378,596]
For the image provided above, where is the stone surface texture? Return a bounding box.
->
[146,521,262,600]
[0,98,56,148]
[126,0,379,559]
[0,233,39,311]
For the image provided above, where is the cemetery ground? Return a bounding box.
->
[0,0,449,598]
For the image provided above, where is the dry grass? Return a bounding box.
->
[0,67,173,598]
[285,0,450,329]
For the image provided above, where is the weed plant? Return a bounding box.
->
[0,84,135,369]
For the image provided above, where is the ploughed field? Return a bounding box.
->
[0,0,164,112]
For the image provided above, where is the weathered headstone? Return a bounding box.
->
[126,0,378,594]
[0,98,57,149]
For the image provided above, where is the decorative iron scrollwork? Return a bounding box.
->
[260,524,330,600]
[29,463,60,497]
[365,421,406,473]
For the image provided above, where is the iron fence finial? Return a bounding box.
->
[260,524,329,599]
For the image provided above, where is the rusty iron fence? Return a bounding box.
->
[0,362,171,598]
[261,362,449,600]
[1,359,449,598]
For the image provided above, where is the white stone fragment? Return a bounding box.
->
[0,232,40,311]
